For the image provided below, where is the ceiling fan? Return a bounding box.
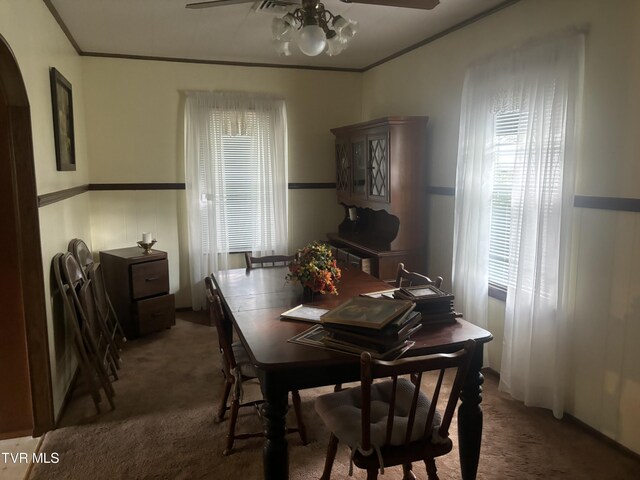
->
[186,0,440,57]
[186,0,440,10]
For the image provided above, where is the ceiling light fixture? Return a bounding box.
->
[272,0,358,57]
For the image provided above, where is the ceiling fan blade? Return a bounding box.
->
[340,0,439,10]
[186,0,256,9]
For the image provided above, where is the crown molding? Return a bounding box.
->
[43,0,522,73]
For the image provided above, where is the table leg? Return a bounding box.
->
[458,343,485,480]
[260,373,289,480]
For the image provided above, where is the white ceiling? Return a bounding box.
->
[49,0,512,70]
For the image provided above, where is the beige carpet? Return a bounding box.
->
[31,313,640,479]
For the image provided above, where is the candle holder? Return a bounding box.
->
[137,239,157,254]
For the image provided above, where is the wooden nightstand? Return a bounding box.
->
[99,247,176,338]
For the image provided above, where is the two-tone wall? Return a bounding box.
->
[81,58,362,307]
[0,0,92,417]
[361,0,640,454]
[1,0,361,420]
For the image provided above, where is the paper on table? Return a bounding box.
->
[280,304,330,323]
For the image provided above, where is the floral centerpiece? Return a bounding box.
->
[286,242,341,295]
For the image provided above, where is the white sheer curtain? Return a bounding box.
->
[453,34,584,417]
[185,92,288,309]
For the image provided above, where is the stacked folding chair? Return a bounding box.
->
[68,239,127,351]
[52,253,116,413]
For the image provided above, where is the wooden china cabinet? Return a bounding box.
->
[328,116,429,282]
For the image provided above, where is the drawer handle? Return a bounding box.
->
[151,312,164,317]
[145,276,159,282]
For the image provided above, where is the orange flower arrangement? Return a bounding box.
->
[286,242,341,295]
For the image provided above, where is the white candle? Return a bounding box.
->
[142,232,152,243]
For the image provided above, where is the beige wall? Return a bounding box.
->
[361,0,640,453]
[82,58,360,306]
[0,0,91,416]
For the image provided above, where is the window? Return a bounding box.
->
[488,111,526,290]
[488,104,564,293]
[453,35,583,412]
[220,134,275,252]
[185,92,288,288]
[200,131,277,253]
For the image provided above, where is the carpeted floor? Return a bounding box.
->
[31,313,640,479]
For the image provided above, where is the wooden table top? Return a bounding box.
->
[213,266,493,371]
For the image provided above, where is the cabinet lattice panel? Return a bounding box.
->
[369,138,388,198]
[336,143,349,191]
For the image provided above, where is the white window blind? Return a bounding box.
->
[218,134,275,253]
[488,111,526,289]
[488,105,564,291]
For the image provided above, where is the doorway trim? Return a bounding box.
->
[0,34,54,436]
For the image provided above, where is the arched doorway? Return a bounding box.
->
[0,34,54,438]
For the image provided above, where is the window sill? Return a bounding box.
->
[488,283,507,302]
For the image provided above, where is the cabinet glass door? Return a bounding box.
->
[335,141,350,199]
[351,138,366,196]
[367,133,390,202]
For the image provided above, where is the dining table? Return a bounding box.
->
[212,265,493,480]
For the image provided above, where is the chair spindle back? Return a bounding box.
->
[245,252,296,270]
[360,339,476,452]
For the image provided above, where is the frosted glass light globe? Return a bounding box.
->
[298,25,327,56]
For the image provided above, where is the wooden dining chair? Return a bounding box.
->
[315,340,476,480]
[204,276,308,455]
[244,252,296,270]
[395,263,443,289]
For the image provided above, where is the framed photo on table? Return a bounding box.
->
[50,67,76,171]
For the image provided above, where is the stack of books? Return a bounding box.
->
[319,297,422,360]
[394,285,460,324]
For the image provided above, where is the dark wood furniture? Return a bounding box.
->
[331,243,373,274]
[317,340,475,479]
[396,262,443,289]
[100,247,175,338]
[329,116,429,282]
[212,266,492,480]
[204,277,307,455]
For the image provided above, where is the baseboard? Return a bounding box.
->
[175,307,194,312]
[481,366,500,379]
[480,366,639,461]
[564,413,640,462]
[176,308,212,327]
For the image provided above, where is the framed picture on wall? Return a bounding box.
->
[49,67,76,171]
